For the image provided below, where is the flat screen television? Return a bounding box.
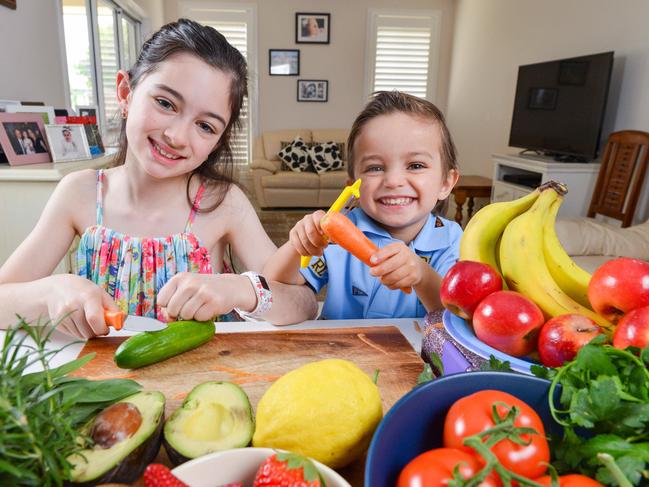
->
[508,51,614,162]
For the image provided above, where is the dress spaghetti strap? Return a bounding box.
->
[185,183,206,233]
[95,169,105,226]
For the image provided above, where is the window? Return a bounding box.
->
[61,0,142,145]
[365,10,441,100]
[180,2,257,165]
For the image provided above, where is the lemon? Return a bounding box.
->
[252,358,383,468]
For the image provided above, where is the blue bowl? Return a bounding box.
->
[365,371,560,486]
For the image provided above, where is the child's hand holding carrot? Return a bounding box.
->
[289,210,329,257]
[369,242,429,291]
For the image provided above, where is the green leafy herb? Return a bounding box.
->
[544,342,649,484]
[480,354,513,372]
[417,352,443,385]
[0,318,141,486]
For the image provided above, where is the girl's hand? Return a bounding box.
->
[289,210,328,257]
[157,273,256,322]
[45,275,113,339]
[369,242,426,290]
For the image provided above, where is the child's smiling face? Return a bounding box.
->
[121,52,233,180]
[352,112,458,243]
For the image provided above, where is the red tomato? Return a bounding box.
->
[534,474,604,486]
[443,390,550,479]
[397,448,501,487]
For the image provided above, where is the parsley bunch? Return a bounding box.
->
[0,319,141,486]
[535,337,649,485]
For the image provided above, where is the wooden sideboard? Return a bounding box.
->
[0,152,115,272]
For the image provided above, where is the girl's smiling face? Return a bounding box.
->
[352,112,458,243]
[118,52,233,180]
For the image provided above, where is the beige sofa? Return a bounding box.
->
[556,217,649,273]
[249,129,349,208]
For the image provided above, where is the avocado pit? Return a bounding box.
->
[91,402,143,448]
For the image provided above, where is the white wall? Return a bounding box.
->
[165,0,456,134]
[0,1,67,107]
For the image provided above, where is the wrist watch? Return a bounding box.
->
[234,271,273,320]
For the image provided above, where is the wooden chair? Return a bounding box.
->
[587,130,649,227]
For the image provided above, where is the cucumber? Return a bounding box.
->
[114,320,215,369]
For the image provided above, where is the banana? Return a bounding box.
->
[543,199,593,309]
[459,188,541,275]
[499,184,613,333]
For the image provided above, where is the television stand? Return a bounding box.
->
[543,152,591,163]
[491,153,601,217]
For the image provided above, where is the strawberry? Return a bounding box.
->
[253,452,325,487]
[143,463,188,487]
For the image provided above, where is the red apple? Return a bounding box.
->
[440,261,503,319]
[613,305,649,350]
[472,290,545,357]
[588,257,649,322]
[538,314,603,367]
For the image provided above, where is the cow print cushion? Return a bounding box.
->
[278,137,310,172]
[308,141,344,174]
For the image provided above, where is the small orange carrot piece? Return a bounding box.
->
[320,211,411,294]
[103,309,125,330]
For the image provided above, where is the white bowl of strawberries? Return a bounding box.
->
[162,447,351,487]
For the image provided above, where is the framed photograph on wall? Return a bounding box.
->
[44,124,91,162]
[269,49,300,76]
[297,80,328,102]
[296,13,330,44]
[0,113,51,165]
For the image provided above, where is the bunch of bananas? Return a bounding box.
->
[460,181,613,333]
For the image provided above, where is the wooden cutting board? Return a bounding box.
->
[74,326,424,487]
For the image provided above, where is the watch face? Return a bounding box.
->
[258,274,271,291]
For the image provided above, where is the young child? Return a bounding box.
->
[0,19,314,338]
[264,91,461,322]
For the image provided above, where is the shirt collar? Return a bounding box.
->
[349,208,451,252]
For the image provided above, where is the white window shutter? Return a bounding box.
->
[367,10,441,101]
[179,3,256,165]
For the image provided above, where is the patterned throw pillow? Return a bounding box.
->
[278,137,310,172]
[308,141,344,174]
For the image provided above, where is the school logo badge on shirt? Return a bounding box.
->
[352,286,368,296]
[309,257,327,277]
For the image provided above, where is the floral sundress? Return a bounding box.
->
[76,169,233,321]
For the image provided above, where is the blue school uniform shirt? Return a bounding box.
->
[300,208,463,319]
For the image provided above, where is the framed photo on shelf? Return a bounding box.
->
[6,104,56,124]
[269,49,300,76]
[0,112,51,166]
[44,124,91,162]
[297,80,328,102]
[296,13,330,44]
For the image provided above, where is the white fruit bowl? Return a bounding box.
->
[171,447,351,487]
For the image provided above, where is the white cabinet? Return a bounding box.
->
[491,153,601,218]
[0,152,115,272]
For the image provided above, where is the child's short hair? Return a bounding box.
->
[346,91,458,180]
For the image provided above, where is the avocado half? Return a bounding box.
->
[66,391,165,486]
[163,381,254,465]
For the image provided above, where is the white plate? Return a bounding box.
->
[172,447,351,487]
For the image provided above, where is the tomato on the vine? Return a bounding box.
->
[534,474,604,486]
[443,390,550,479]
[396,448,501,487]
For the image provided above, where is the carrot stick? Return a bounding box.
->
[103,309,125,330]
[321,212,412,294]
